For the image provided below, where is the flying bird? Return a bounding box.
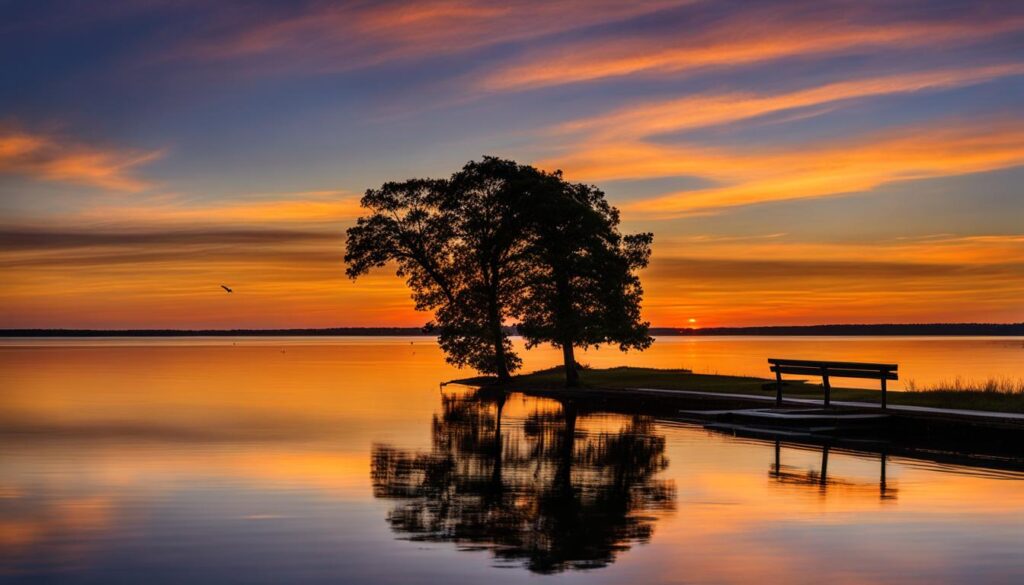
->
[221,285,233,293]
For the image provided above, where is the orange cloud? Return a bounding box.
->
[182,0,693,72]
[483,12,1024,91]
[541,118,1024,216]
[77,191,363,225]
[654,233,1024,266]
[0,129,160,192]
[557,64,1024,139]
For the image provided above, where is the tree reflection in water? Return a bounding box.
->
[371,390,676,573]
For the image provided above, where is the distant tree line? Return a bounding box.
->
[0,328,436,337]
[651,323,1024,336]
[8,323,1021,338]
[346,157,653,387]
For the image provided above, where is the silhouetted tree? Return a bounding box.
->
[346,159,544,379]
[518,178,653,386]
[346,157,653,384]
[431,157,551,378]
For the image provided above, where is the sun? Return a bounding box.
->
[688,318,697,324]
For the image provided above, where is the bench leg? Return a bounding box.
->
[881,377,887,410]
[775,370,783,407]
[820,445,829,487]
[880,452,887,497]
[822,373,831,407]
[773,439,781,476]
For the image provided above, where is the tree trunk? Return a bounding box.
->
[562,341,579,387]
[487,286,511,381]
[493,337,510,381]
[490,396,505,489]
[554,269,578,388]
[554,400,577,490]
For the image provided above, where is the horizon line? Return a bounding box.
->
[2,322,1022,336]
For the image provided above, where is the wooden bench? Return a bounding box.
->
[768,358,898,409]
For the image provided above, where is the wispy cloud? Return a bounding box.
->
[653,232,1024,265]
[0,226,337,254]
[0,129,161,192]
[556,63,1024,139]
[75,190,363,226]
[482,7,1024,91]
[175,0,693,73]
[542,118,1024,216]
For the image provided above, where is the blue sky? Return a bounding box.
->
[1,0,1022,328]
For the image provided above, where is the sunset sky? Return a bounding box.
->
[1,0,1022,329]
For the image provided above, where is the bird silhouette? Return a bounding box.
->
[221,285,233,293]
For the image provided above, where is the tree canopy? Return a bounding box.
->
[345,156,653,386]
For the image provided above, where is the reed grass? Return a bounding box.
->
[905,377,1024,394]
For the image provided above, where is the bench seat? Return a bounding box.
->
[768,358,898,408]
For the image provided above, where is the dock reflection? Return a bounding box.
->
[371,389,676,573]
[770,440,897,500]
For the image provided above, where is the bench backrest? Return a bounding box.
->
[768,358,898,380]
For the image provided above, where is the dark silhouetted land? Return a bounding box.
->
[3,322,1022,337]
[0,327,434,337]
[649,323,1024,336]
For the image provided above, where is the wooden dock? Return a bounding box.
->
[680,407,889,434]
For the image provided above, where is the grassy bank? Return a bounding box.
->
[454,366,1024,414]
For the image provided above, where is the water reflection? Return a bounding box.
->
[371,390,676,573]
[770,440,897,500]
[3,341,1024,583]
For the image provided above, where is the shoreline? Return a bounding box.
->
[449,366,1024,473]
[453,366,1024,415]
[3,322,1022,337]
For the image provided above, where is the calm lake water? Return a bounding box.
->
[2,337,1024,583]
